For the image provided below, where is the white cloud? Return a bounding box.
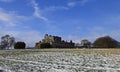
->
[0,0,13,2]
[0,8,28,27]
[31,0,48,21]
[5,22,16,27]
[67,0,89,7]
[67,2,76,7]
[43,6,69,11]
[42,0,89,12]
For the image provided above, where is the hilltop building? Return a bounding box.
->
[36,34,75,48]
[80,39,91,48]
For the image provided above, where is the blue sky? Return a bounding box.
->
[0,0,120,46]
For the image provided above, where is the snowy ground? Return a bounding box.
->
[0,49,120,72]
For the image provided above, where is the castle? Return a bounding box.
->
[36,34,75,48]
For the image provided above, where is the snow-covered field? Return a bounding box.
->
[0,49,120,72]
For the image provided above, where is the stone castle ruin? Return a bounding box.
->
[36,34,75,48]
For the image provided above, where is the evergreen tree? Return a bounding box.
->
[93,36,118,48]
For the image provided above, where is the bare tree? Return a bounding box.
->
[0,35,15,49]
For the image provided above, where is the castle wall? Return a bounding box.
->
[51,42,75,48]
[40,34,75,48]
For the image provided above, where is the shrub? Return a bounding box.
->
[14,42,26,49]
[39,43,51,48]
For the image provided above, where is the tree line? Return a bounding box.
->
[0,34,120,49]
